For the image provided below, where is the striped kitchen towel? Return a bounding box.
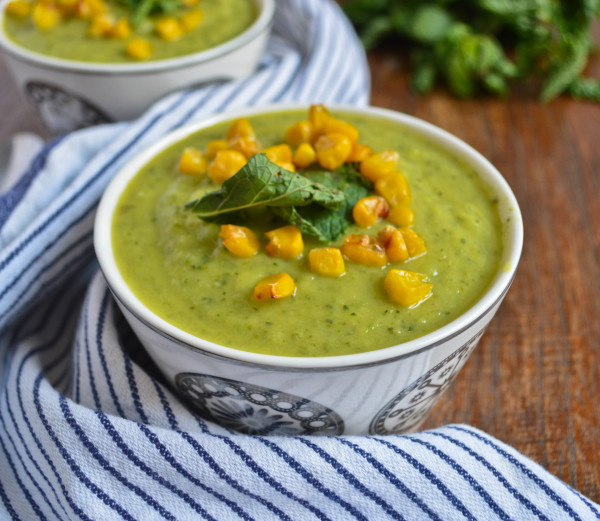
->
[0,0,598,519]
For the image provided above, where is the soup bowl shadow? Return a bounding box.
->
[94,104,523,436]
[0,0,274,134]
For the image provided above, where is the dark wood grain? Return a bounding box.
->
[1,38,600,500]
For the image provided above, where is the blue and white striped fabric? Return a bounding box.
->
[0,1,598,519]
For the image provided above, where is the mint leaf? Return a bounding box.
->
[272,164,372,241]
[185,156,371,242]
[185,154,344,221]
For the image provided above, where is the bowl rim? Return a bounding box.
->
[94,103,524,369]
[0,0,274,74]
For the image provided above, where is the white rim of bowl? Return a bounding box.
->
[0,0,274,74]
[94,103,524,369]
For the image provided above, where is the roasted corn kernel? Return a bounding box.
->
[87,12,113,36]
[226,118,255,141]
[253,273,296,300]
[314,133,352,170]
[323,118,359,142]
[155,17,183,41]
[178,147,208,175]
[180,8,203,31]
[378,226,409,263]
[308,104,330,139]
[375,171,411,206]
[205,139,229,159]
[219,225,260,257]
[359,150,400,183]
[387,205,414,227]
[228,136,261,159]
[5,0,31,18]
[399,227,427,258]
[208,150,247,183]
[292,143,316,169]
[32,4,60,29]
[308,248,345,277]
[265,225,304,259]
[285,120,314,147]
[126,37,152,60]
[110,17,131,39]
[384,269,432,307]
[263,144,293,166]
[341,234,387,267]
[352,195,389,228]
[347,142,373,163]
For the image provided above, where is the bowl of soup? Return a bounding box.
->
[0,0,273,133]
[94,104,523,436]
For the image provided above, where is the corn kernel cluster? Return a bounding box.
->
[4,0,204,61]
[177,105,433,307]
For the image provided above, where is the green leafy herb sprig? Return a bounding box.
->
[120,0,181,25]
[185,154,371,242]
[343,0,600,102]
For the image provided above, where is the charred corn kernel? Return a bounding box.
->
[314,133,352,170]
[32,4,60,29]
[126,37,152,60]
[352,195,389,228]
[375,171,411,206]
[384,269,433,307]
[5,0,31,18]
[227,136,261,159]
[387,204,414,227]
[181,8,203,31]
[398,227,426,258]
[285,120,313,147]
[253,273,296,300]
[293,143,316,169]
[308,248,345,277]
[219,225,259,258]
[341,234,387,267]
[110,17,131,39]
[205,139,228,159]
[359,150,400,182]
[226,118,255,140]
[308,104,330,138]
[208,150,247,183]
[263,144,292,166]
[155,17,183,41]
[347,142,373,163]
[378,226,409,263]
[87,13,113,36]
[178,147,208,175]
[324,118,359,142]
[265,225,304,259]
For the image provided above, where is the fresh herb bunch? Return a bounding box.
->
[120,0,181,25]
[343,0,600,101]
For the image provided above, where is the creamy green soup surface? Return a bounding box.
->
[112,110,503,357]
[3,0,256,63]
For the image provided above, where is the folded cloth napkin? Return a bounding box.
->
[0,1,598,520]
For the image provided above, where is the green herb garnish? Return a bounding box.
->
[343,0,600,102]
[120,0,180,25]
[185,154,371,241]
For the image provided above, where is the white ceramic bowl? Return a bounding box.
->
[0,0,273,134]
[94,104,523,436]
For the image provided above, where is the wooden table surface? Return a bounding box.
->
[2,42,600,500]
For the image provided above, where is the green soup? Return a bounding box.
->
[112,110,503,357]
[3,0,256,63]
